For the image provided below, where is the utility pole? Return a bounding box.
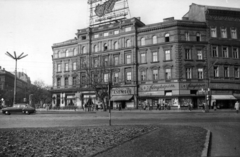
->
[5,51,28,105]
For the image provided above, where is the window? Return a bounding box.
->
[197,50,203,60]
[93,58,99,67]
[57,64,61,72]
[140,53,146,63]
[165,50,171,61]
[141,71,146,81]
[126,54,131,64]
[54,51,59,58]
[165,68,171,80]
[57,78,61,87]
[114,30,119,35]
[73,62,77,70]
[61,51,66,58]
[141,38,145,46]
[153,69,158,80]
[125,27,132,32]
[196,33,201,42]
[231,28,237,39]
[73,77,77,86]
[103,43,108,51]
[233,48,239,59]
[223,47,228,58]
[104,57,108,66]
[212,46,218,57]
[221,28,227,38]
[82,46,86,54]
[152,52,158,62]
[73,48,78,56]
[198,68,204,79]
[65,63,69,71]
[81,74,86,84]
[114,56,119,66]
[165,34,169,42]
[211,27,217,37]
[114,72,119,83]
[81,57,87,68]
[185,49,191,60]
[126,39,131,47]
[153,36,157,44]
[66,50,69,57]
[94,45,98,52]
[104,74,109,83]
[65,77,69,86]
[185,32,190,41]
[103,32,109,37]
[186,68,192,79]
[114,42,118,50]
[81,36,86,40]
[214,66,219,78]
[234,67,240,78]
[94,34,99,38]
[224,67,229,78]
[126,72,132,82]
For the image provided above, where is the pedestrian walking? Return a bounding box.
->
[213,101,217,111]
[235,101,239,113]
[188,102,192,111]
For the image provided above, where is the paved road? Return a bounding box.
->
[0,110,240,157]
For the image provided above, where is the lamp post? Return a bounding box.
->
[5,51,28,105]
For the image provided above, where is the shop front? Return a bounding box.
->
[110,87,135,109]
[138,83,180,110]
[211,91,236,109]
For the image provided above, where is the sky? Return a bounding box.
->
[0,0,239,86]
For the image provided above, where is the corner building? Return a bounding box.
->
[51,3,240,109]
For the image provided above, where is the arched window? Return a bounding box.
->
[114,42,118,50]
[103,43,108,51]
[94,45,98,52]
[141,38,145,46]
[153,36,157,44]
[82,46,86,54]
[54,51,59,58]
[66,50,69,57]
[165,34,170,42]
[73,48,78,56]
[61,50,66,58]
[126,39,131,47]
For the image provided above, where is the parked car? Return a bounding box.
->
[2,103,36,115]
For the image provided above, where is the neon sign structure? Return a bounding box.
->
[88,0,130,26]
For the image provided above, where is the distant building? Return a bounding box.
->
[51,3,240,109]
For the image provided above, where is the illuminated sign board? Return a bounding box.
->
[88,0,129,26]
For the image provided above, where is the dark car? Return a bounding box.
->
[2,103,36,115]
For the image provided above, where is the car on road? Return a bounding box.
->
[2,103,36,115]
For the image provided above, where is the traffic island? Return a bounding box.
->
[0,125,207,157]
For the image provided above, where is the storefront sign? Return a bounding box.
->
[111,87,133,96]
[139,83,177,92]
[211,83,240,90]
[212,90,232,95]
[180,83,207,90]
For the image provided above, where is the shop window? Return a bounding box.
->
[233,48,239,59]
[221,28,227,38]
[185,49,192,60]
[165,34,170,42]
[211,27,217,37]
[165,91,172,96]
[196,33,201,42]
[198,68,204,79]
[231,28,237,39]
[185,32,190,41]
[152,52,158,62]
[212,46,218,57]
[197,50,203,60]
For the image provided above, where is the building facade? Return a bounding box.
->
[51,3,240,109]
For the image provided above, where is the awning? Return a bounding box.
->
[110,95,133,101]
[212,95,237,100]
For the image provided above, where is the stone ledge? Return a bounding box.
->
[201,130,211,157]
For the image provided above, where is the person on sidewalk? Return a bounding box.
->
[235,101,239,113]
[213,101,217,111]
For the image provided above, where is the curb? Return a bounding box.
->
[201,130,211,157]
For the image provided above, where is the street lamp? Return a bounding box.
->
[5,51,28,105]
